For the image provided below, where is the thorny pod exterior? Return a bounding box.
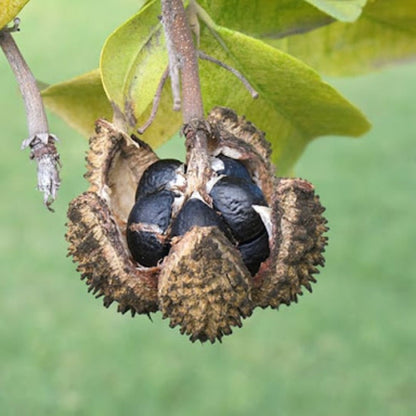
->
[66,107,328,343]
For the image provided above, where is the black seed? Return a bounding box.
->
[126,190,174,267]
[210,176,267,243]
[135,159,183,200]
[129,190,174,232]
[238,231,270,276]
[127,230,170,267]
[212,155,252,182]
[171,198,231,238]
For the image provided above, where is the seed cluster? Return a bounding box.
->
[66,110,328,343]
[126,155,270,275]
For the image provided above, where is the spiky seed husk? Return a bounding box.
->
[66,192,159,314]
[252,178,328,309]
[158,226,253,343]
[66,120,160,314]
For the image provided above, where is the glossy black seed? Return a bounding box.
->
[126,190,174,267]
[135,159,183,200]
[171,198,231,238]
[238,231,270,276]
[210,176,268,243]
[212,155,252,182]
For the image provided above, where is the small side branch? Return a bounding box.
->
[0,19,60,211]
[137,66,170,134]
[198,51,259,99]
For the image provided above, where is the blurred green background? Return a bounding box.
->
[1,1,415,415]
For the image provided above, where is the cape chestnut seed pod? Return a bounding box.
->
[66,107,328,343]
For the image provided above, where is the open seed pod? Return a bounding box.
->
[66,107,328,343]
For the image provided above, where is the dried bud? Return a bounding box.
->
[66,108,328,343]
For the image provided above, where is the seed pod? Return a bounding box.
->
[66,108,328,343]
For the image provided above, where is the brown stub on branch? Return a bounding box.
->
[1,22,61,211]
[24,134,61,211]
[159,227,253,343]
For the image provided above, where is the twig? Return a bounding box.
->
[161,0,204,123]
[161,0,210,196]
[0,19,60,211]
[198,51,259,99]
[137,66,170,134]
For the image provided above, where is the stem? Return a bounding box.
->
[0,29,49,136]
[161,0,204,123]
[0,22,60,211]
[161,1,211,197]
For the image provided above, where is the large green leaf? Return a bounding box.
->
[303,0,367,22]
[0,0,30,29]
[197,0,334,38]
[42,1,371,174]
[41,70,112,137]
[265,0,416,76]
[100,0,168,126]
[198,25,370,174]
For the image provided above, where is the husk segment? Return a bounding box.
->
[66,119,160,315]
[158,227,253,343]
[252,178,328,308]
[66,192,159,314]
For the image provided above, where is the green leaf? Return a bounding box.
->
[197,0,334,38]
[0,0,30,29]
[199,25,370,175]
[99,0,183,148]
[41,70,112,137]
[100,0,168,127]
[42,0,370,175]
[265,0,416,76]
[303,0,366,22]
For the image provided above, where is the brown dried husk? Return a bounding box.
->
[158,227,253,343]
[66,108,328,342]
[66,119,160,315]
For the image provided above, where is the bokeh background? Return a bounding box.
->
[1,1,415,415]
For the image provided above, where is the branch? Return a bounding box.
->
[161,0,212,197]
[0,19,60,211]
[161,0,204,123]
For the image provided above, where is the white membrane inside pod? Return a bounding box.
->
[252,205,273,239]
